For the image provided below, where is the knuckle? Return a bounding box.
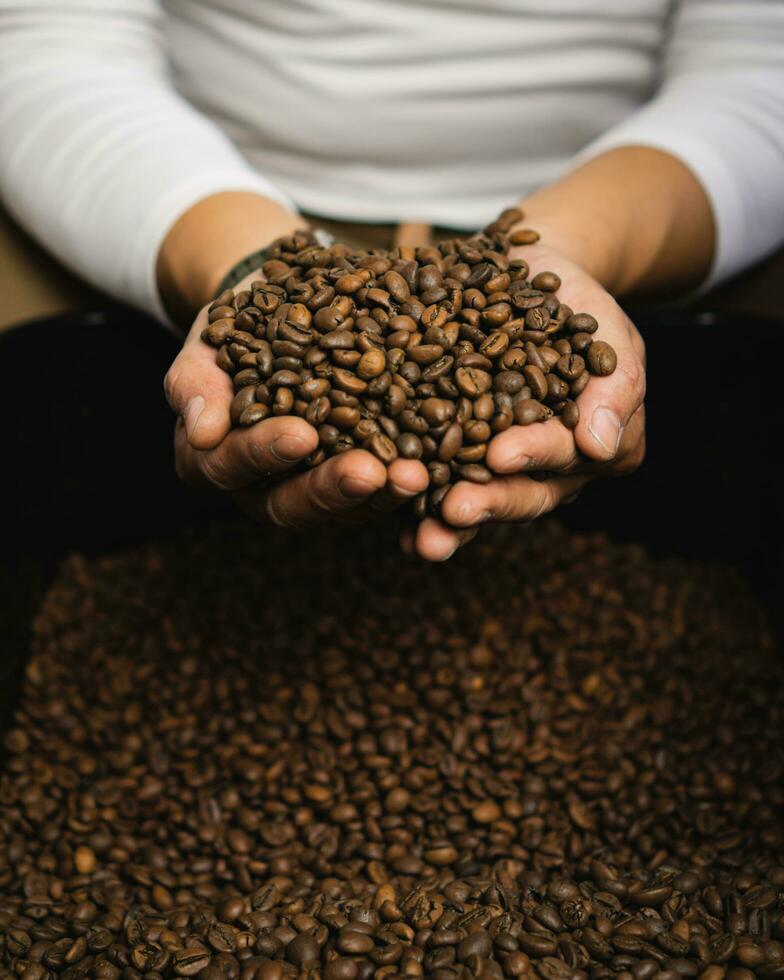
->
[632,328,647,367]
[263,492,291,528]
[530,481,556,521]
[198,454,235,492]
[311,467,346,517]
[457,527,479,547]
[369,492,396,513]
[163,368,180,409]
[490,487,516,523]
[618,438,647,475]
[612,431,646,476]
[266,488,311,530]
[173,454,191,486]
[619,358,646,409]
[492,500,512,523]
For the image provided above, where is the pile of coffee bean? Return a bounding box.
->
[201,210,617,516]
[1,521,782,980]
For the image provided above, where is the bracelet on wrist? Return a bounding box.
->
[215,228,335,296]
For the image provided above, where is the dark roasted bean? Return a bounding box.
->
[587,340,618,376]
[366,432,398,464]
[456,463,492,483]
[396,432,424,459]
[1,499,778,980]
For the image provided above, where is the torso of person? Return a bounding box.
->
[164,0,673,227]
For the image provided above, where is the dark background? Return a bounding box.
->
[1,307,782,731]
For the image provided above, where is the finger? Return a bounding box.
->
[609,405,646,476]
[236,449,388,529]
[574,323,646,463]
[566,306,645,464]
[164,308,234,451]
[441,473,588,528]
[524,250,646,465]
[399,525,417,557]
[486,416,580,475]
[333,459,429,527]
[455,526,480,549]
[414,517,462,562]
[368,459,429,513]
[175,415,318,490]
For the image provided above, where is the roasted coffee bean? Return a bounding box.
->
[631,886,673,908]
[366,432,398,465]
[273,387,295,416]
[493,370,525,395]
[463,419,491,444]
[480,331,510,359]
[457,932,493,962]
[396,432,423,459]
[509,228,540,245]
[200,218,617,524]
[531,271,561,293]
[286,935,319,964]
[560,399,579,430]
[458,352,493,372]
[570,370,590,397]
[514,398,552,426]
[525,306,550,331]
[522,365,548,401]
[230,386,258,426]
[173,949,211,976]
[238,404,271,427]
[556,354,585,381]
[455,442,486,463]
[546,374,569,402]
[1,510,780,980]
[566,313,599,334]
[436,421,463,463]
[455,367,493,399]
[587,341,618,377]
[456,463,492,483]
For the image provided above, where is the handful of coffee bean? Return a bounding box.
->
[201,209,617,517]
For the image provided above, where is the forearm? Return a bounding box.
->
[516,146,715,299]
[0,4,298,322]
[156,192,308,325]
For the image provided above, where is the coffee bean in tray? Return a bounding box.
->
[1,520,782,980]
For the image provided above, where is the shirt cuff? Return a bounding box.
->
[576,120,747,294]
[129,170,298,328]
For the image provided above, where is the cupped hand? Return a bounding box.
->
[406,243,646,561]
[164,270,429,529]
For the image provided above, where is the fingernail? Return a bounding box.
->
[183,396,205,441]
[456,501,475,524]
[509,452,531,471]
[399,531,415,556]
[437,543,459,562]
[589,406,622,458]
[270,434,308,462]
[338,476,375,498]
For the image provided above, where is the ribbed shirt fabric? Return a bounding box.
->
[1,0,783,320]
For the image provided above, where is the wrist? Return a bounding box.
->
[511,147,714,299]
[157,192,309,325]
[511,198,624,294]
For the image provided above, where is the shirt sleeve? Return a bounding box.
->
[578,0,784,289]
[0,1,297,322]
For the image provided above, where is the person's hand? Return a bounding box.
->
[164,270,429,529]
[403,242,646,561]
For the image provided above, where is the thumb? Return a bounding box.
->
[573,308,646,463]
[164,311,234,451]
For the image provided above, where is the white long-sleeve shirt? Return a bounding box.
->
[1,1,783,321]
